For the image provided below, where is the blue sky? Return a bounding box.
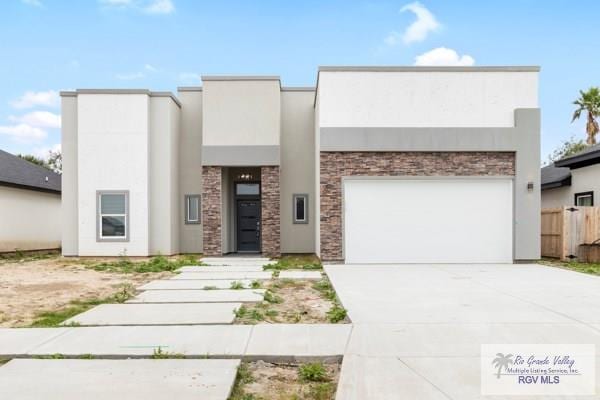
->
[0,0,598,162]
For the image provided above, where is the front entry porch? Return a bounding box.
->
[201,166,280,257]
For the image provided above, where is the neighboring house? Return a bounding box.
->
[541,143,600,208]
[0,150,61,252]
[60,66,541,263]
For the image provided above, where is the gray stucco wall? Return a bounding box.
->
[541,163,600,208]
[320,108,541,261]
[60,93,78,256]
[177,89,204,254]
[280,90,316,253]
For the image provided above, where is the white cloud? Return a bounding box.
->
[144,63,158,72]
[9,111,61,129]
[414,47,475,66]
[10,90,59,109]
[0,124,47,143]
[179,72,201,84]
[143,0,174,14]
[21,0,43,7]
[100,0,174,14]
[386,2,440,46]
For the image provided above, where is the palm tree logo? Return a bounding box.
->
[492,353,513,379]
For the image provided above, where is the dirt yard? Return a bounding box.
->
[231,361,340,400]
[234,279,348,324]
[0,255,171,327]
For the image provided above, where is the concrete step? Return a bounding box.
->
[279,270,323,280]
[177,265,264,273]
[201,257,271,263]
[62,303,240,326]
[0,359,240,400]
[171,271,273,280]
[0,325,352,360]
[138,279,254,290]
[127,289,265,303]
[22,325,253,358]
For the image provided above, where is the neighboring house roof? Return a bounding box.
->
[0,150,61,194]
[554,143,600,169]
[541,163,571,190]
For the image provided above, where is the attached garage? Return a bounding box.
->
[343,178,513,263]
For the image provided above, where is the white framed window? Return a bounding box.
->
[97,191,129,242]
[575,191,594,206]
[185,194,201,224]
[293,194,308,224]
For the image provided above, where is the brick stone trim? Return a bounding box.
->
[320,151,515,261]
[261,166,281,258]
[202,166,222,256]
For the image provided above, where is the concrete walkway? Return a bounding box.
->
[177,265,264,272]
[0,359,240,400]
[139,279,254,290]
[0,324,351,360]
[63,303,240,326]
[326,264,600,400]
[171,271,273,280]
[127,289,266,303]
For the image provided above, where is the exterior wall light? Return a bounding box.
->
[527,182,534,191]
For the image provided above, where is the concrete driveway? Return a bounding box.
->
[325,264,600,400]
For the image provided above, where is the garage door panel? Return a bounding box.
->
[344,179,512,263]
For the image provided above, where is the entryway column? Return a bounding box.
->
[202,166,222,256]
[261,166,281,257]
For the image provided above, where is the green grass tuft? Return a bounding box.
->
[151,347,185,359]
[327,304,347,323]
[89,254,203,274]
[299,362,329,382]
[263,254,322,271]
[230,281,245,290]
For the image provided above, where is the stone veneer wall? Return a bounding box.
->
[320,151,516,261]
[202,166,222,256]
[261,166,281,257]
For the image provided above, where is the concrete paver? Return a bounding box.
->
[177,265,264,272]
[0,359,240,400]
[245,324,352,362]
[201,257,271,263]
[171,271,273,280]
[138,279,253,290]
[278,270,322,280]
[127,289,265,303]
[63,303,240,326]
[27,325,253,357]
[0,328,70,356]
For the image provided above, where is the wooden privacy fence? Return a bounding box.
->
[541,207,600,261]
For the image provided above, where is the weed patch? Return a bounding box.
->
[229,361,339,400]
[29,284,136,327]
[539,259,600,276]
[151,347,185,359]
[263,254,322,271]
[89,254,202,274]
[230,281,245,290]
[299,363,329,382]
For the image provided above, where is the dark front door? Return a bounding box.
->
[237,200,261,252]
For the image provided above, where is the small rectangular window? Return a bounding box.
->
[97,191,128,241]
[575,191,594,206]
[185,195,201,224]
[236,183,260,196]
[293,194,308,224]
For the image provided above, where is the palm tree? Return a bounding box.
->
[492,353,513,379]
[572,87,600,145]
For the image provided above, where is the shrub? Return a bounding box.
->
[299,363,329,382]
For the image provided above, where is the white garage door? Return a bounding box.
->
[344,179,513,263]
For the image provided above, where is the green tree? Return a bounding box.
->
[17,154,48,168]
[47,149,62,174]
[547,136,588,164]
[572,87,600,145]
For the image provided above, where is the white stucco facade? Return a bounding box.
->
[61,66,541,262]
[317,69,538,128]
